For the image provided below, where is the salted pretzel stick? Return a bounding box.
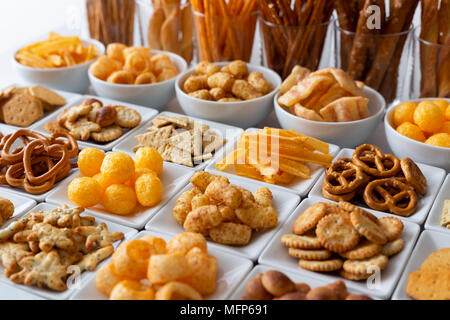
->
[348,0,385,81]
[335,0,358,70]
[438,0,450,97]
[419,0,440,97]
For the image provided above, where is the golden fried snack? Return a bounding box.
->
[155,281,202,300]
[0,197,14,226]
[182,247,217,296]
[184,75,208,93]
[112,239,152,280]
[207,72,235,92]
[166,232,207,255]
[173,188,201,225]
[110,280,154,300]
[209,222,252,246]
[107,70,135,84]
[196,61,220,77]
[95,263,124,296]
[204,179,242,209]
[248,72,274,94]
[90,56,120,81]
[183,205,223,235]
[147,252,192,285]
[190,171,228,193]
[140,235,167,255]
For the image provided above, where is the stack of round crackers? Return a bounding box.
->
[281,201,405,281]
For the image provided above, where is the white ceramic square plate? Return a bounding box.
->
[0,282,45,300]
[0,202,137,300]
[32,95,159,151]
[0,125,76,202]
[0,190,36,220]
[0,83,81,133]
[145,175,301,261]
[424,174,450,235]
[392,230,450,300]
[70,229,253,300]
[113,111,244,171]
[206,128,340,197]
[228,264,380,300]
[308,148,446,225]
[45,162,192,229]
[258,197,421,299]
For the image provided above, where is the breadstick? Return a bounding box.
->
[419,0,440,97]
[148,7,165,50]
[161,6,180,54]
[180,4,194,63]
[438,0,450,97]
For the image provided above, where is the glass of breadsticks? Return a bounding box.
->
[258,0,334,79]
[411,0,450,99]
[85,0,136,46]
[334,0,419,105]
[190,0,258,62]
[137,0,194,64]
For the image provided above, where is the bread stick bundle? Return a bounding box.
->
[335,0,419,103]
[85,0,136,46]
[258,0,334,79]
[189,0,258,63]
[146,0,194,64]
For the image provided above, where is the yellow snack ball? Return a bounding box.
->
[68,177,102,208]
[393,102,416,128]
[414,101,445,133]
[135,174,163,207]
[101,152,135,184]
[446,105,450,121]
[77,148,105,177]
[109,280,154,300]
[134,147,163,175]
[433,100,448,114]
[425,133,450,148]
[103,184,137,215]
[437,121,450,134]
[135,168,157,179]
[396,122,426,142]
[92,173,111,192]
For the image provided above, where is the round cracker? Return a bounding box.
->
[350,211,387,245]
[292,203,327,235]
[340,239,383,260]
[343,254,388,276]
[316,213,360,253]
[339,269,371,281]
[114,106,141,128]
[288,248,332,261]
[324,203,348,215]
[91,125,123,142]
[281,234,322,250]
[298,259,343,272]
[377,217,403,241]
[381,238,404,257]
[338,201,378,222]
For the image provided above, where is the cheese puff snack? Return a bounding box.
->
[110,280,154,300]
[183,60,275,101]
[393,100,450,148]
[89,44,178,85]
[112,239,153,279]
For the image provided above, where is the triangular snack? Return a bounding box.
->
[134,125,173,149]
[167,131,192,154]
[203,135,226,154]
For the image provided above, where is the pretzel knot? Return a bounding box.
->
[363,178,418,217]
[0,130,78,195]
[352,144,401,178]
[323,158,365,195]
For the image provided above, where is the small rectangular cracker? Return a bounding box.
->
[440,200,450,227]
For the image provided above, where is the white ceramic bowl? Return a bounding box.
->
[89,50,187,109]
[274,86,386,148]
[175,62,282,128]
[13,38,104,93]
[385,98,450,171]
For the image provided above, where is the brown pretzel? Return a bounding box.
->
[363,178,418,217]
[323,158,366,195]
[400,158,427,196]
[322,186,356,202]
[352,144,401,178]
[0,130,78,195]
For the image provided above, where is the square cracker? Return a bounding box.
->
[419,248,450,271]
[135,125,173,150]
[157,115,189,128]
[406,267,450,300]
[440,200,450,227]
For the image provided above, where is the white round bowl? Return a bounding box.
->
[274,86,386,148]
[385,98,450,171]
[175,62,282,128]
[89,50,187,109]
[13,38,105,93]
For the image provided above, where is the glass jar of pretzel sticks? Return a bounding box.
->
[259,18,334,79]
[190,0,258,63]
[136,0,194,65]
[412,26,450,99]
[334,22,414,105]
[85,0,137,46]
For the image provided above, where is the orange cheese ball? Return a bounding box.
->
[425,133,450,148]
[393,102,416,128]
[446,105,450,121]
[396,122,426,142]
[135,173,163,207]
[433,100,448,115]
[413,101,445,133]
[101,152,135,184]
[77,148,105,177]
[134,147,163,175]
[135,168,157,180]
[93,173,111,192]
[68,177,102,208]
[437,121,450,135]
[103,184,137,215]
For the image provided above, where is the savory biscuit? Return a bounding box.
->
[316,213,360,253]
[91,125,123,143]
[2,94,43,127]
[377,217,403,241]
[281,234,323,250]
[381,238,404,257]
[350,211,387,245]
[292,203,327,235]
[114,106,141,128]
[288,248,332,260]
[340,239,383,260]
[342,254,388,276]
[298,259,343,272]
